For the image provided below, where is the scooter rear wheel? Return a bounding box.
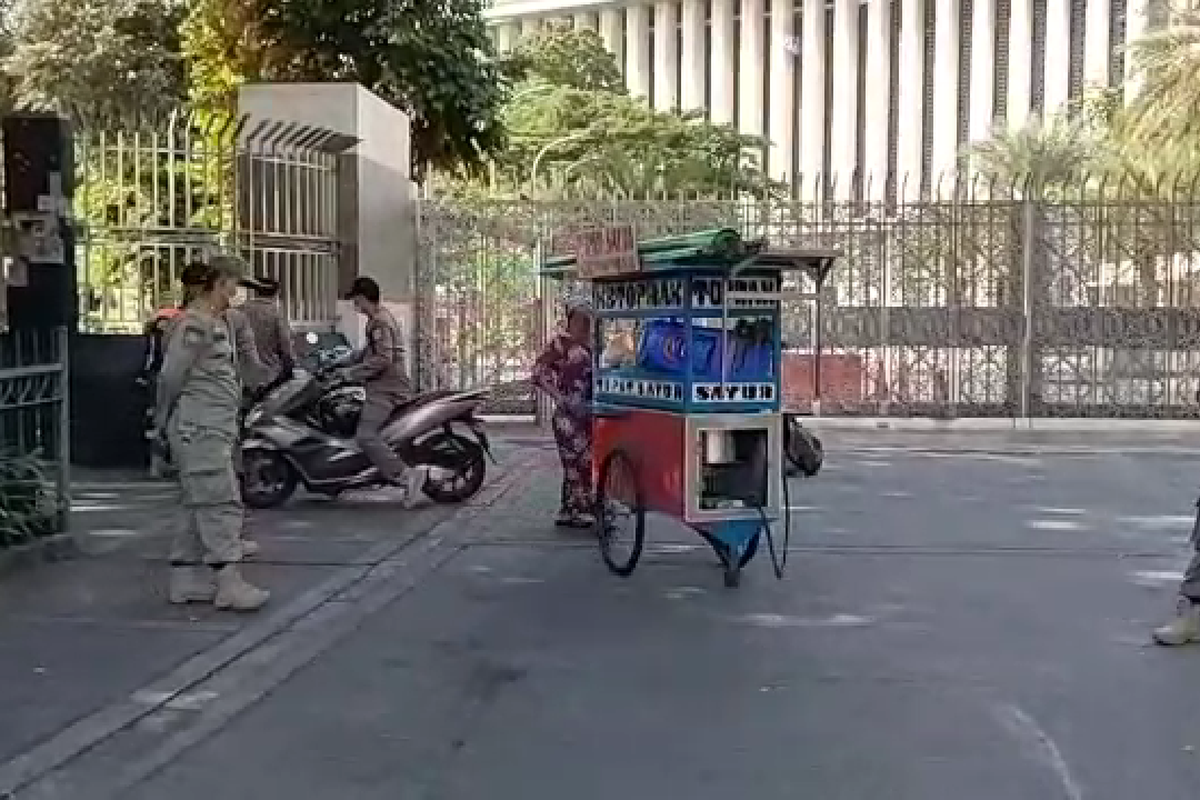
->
[420,433,487,504]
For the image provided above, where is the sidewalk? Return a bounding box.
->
[0,440,541,798]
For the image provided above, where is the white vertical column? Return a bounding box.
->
[1125,0,1149,99]
[710,0,737,123]
[768,0,796,182]
[897,0,926,191]
[600,7,625,76]
[739,0,766,137]
[864,0,892,198]
[627,4,652,100]
[495,22,518,53]
[799,0,826,194]
[1083,0,1111,87]
[930,0,960,181]
[654,1,680,110]
[681,0,707,110]
[519,16,541,38]
[968,0,995,146]
[1042,0,1071,115]
[830,0,859,196]
[1006,0,1032,129]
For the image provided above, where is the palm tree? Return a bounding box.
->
[1124,3,1200,150]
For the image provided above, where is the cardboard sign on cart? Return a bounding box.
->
[571,225,640,279]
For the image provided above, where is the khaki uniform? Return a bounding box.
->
[156,308,244,565]
[239,297,295,384]
[347,307,411,480]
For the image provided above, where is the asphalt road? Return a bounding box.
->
[57,444,1200,798]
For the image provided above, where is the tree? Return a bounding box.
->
[0,0,15,115]
[491,26,777,199]
[181,0,512,178]
[1123,3,1200,150]
[3,0,186,119]
[508,26,623,92]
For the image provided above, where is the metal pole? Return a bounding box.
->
[56,326,71,532]
[530,131,591,196]
[1019,199,1036,421]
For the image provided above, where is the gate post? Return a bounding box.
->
[1017,197,1046,420]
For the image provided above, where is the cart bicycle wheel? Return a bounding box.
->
[595,448,646,577]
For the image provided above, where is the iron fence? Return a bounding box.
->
[0,328,69,545]
[74,111,354,333]
[418,173,1200,419]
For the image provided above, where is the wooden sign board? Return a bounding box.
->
[572,225,640,279]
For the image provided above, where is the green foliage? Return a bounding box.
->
[484,28,777,200]
[0,450,57,548]
[179,0,268,110]
[508,25,623,92]
[181,0,511,178]
[4,0,186,119]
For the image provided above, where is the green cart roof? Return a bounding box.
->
[540,228,840,284]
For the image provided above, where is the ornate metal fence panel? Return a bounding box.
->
[0,329,70,544]
[75,112,351,333]
[417,179,1200,419]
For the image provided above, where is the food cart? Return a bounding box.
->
[543,227,839,587]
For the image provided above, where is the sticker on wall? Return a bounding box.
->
[692,383,777,403]
[597,375,684,402]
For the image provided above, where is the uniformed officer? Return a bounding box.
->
[237,275,296,385]
[155,258,269,612]
[344,276,427,505]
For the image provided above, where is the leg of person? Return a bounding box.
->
[178,427,268,612]
[1153,547,1200,646]
[554,412,592,528]
[552,411,577,526]
[569,426,595,520]
[166,452,214,605]
[230,443,259,559]
[356,391,427,506]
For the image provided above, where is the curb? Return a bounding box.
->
[0,445,541,799]
[802,416,1200,433]
[0,535,78,578]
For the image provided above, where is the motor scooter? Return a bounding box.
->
[240,338,493,508]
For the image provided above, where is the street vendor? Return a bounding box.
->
[532,300,595,529]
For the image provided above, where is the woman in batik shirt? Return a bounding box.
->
[532,301,595,528]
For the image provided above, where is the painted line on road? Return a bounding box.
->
[994,704,1085,800]
[0,445,543,800]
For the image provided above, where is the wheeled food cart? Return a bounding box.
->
[542,227,839,587]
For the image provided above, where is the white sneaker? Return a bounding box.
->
[401,466,430,509]
[1152,597,1200,646]
[168,566,216,605]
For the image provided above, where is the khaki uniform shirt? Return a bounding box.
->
[155,308,241,434]
[238,297,295,381]
[345,307,411,395]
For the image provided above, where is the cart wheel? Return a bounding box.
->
[595,449,646,578]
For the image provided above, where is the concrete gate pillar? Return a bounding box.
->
[237,83,418,361]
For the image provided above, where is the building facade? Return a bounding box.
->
[486,0,1159,198]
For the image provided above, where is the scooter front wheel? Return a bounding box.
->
[240,448,298,509]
